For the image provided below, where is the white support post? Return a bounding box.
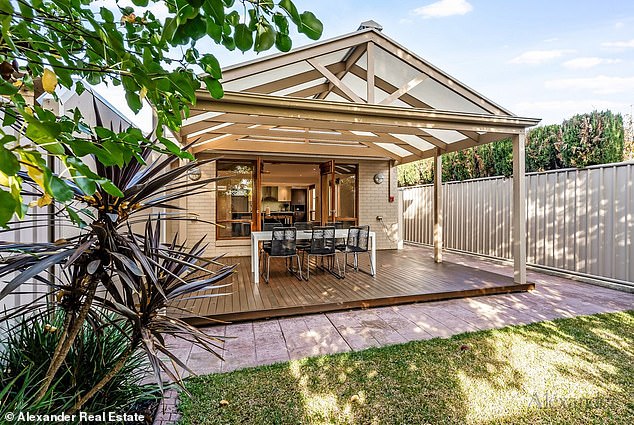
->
[512,133,527,284]
[433,148,443,263]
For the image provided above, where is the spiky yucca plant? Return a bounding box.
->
[0,112,234,413]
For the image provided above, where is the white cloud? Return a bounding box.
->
[545,75,634,94]
[562,57,621,69]
[413,0,473,19]
[602,39,634,48]
[509,50,571,65]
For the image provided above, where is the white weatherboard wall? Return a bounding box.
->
[400,161,634,285]
[177,159,400,257]
[1,86,142,313]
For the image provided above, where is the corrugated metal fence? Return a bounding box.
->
[400,161,634,285]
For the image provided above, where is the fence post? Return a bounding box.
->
[513,133,527,284]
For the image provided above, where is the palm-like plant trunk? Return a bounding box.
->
[35,274,100,402]
[66,344,136,415]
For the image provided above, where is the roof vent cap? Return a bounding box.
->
[358,20,383,32]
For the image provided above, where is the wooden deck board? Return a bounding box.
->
[172,246,534,324]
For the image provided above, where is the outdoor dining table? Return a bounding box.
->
[250,229,376,284]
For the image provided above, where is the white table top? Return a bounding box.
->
[251,229,359,241]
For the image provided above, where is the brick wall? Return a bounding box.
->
[169,158,400,257]
[358,160,400,250]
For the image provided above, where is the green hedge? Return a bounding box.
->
[398,110,625,186]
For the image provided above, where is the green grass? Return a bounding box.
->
[179,311,634,424]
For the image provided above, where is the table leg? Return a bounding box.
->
[371,233,376,276]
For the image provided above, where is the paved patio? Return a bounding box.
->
[154,248,634,424]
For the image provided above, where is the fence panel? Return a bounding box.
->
[399,162,634,284]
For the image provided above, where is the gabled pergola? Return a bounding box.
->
[180,22,539,285]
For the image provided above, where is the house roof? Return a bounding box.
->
[183,25,540,163]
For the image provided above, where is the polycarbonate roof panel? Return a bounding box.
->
[222,60,313,92]
[324,92,348,102]
[372,46,421,90]
[391,134,436,151]
[423,128,466,144]
[408,78,488,114]
[341,73,369,101]
[309,49,349,67]
[376,143,414,157]
[272,78,327,97]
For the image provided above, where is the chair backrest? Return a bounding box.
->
[270,227,297,256]
[309,226,336,254]
[352,225,369,252]
[326,221,344,229]
[294,221,313,231]
[263,221,282,231]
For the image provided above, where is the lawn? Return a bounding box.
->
[179,311,634,424]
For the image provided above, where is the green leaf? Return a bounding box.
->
[24,119,65,155]
[125,91,143,113]
[273,13,289,35]
[0,79,19,96]
[275,33,292,52]
[203,0,224,23]
[132,0,149,6]
[221,35,235,51]
[206,18,222,43]
[200,54,222,79]
[98,179,124,198]
[298,11,323,40]
[0,189,17,227]
[65,205,86,228]
[0,145,19,176]
[48,176,74,202]
[226,10,240,26]
[100,7,114,23]
[184,16,207,40]
[204,77,224,99]
[234,23,253,52]
[255,23,276,52]
[279,0,301,25]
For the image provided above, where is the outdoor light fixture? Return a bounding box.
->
[188,166,202,181]
[373,173,385,184]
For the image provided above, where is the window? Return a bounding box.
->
[216,161,254,239]
[335,164,357,227]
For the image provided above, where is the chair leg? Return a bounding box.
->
[294,254,302,280]
[265,255,271,283]
[341,252,347,278]
[368,251,374,275]
[302,253,310,281]
[335,253,342,278]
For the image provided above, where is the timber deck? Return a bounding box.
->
[172,245,534,325]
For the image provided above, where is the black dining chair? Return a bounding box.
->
[294,221,313,230]
[293,221,313,250]
[298,226,341,280]
[261,227,302,283]
[259,221,282,265]
[336,225,373,277]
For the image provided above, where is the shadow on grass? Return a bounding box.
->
[178,310,634,424]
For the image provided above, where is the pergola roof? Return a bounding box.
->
[183,25,540,163]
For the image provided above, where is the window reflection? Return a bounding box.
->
[216,161,254,239]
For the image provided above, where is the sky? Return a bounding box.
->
[96,0,634,130]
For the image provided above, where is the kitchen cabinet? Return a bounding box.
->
[291,188,307,205]
[277,186,291,202]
